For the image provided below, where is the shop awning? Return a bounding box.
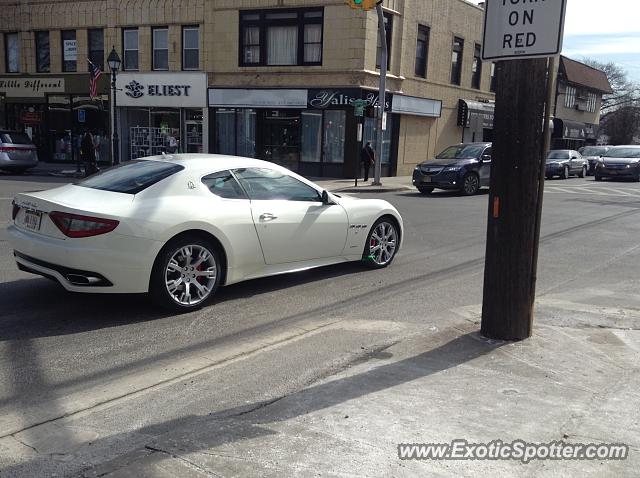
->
[458,99,495,128]
[209,88,308,109]
[552,118,596,140]
[391,94,441,118]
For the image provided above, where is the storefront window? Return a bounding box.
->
[48,95,74,161]
[237,109,256,157]
[301,111,322,163]
[263,110,300,171]
[216,109,236,155]
[184,109,203,153]
[364,116,393,164]
[323,110,345,163]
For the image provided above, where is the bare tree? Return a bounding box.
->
[602,106,640,145]
[582,58,640,113]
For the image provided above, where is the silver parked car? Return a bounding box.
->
[545,149,587,179]
[0,130,39,173]
[579,145,610,175]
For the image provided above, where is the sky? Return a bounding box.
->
[475,0,640,82]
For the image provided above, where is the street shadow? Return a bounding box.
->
[396,189,490,199]
[0,262,366,341]
[0,174,71,184]
[2,331,503,477]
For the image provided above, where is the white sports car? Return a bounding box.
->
[9,155,403,311]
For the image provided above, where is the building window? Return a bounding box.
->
[5,33,19,73]
[88,29,104,70]
[586,92,597,113]
[565,85,576,108]
[35,31,50,73]
[61,30,77,72]
[415,25,429,78]
[451,37,464,85]
[152,27,169,70]
[472,43,482,89]
[123,28,139,70]
[376,13,392,71]
[490,62,496,92]
[182,26,200,70]
[239,8,323,67]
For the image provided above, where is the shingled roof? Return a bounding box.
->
[560,56,614,94]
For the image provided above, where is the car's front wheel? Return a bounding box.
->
[461,172,480,196]
[561,166,570,179]
[363,217,399,269]
[578,165,586,178]
[150,234,221,311]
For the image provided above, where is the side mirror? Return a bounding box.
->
[321,190,331,205]
[481,154,491,162]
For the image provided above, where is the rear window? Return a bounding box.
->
[1,132,33,145]
[581,146,607,156]
[76,160,184,194]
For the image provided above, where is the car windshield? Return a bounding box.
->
[580,146,607,156]
[604,148,640,159]
[1,132,33,145]
[436,144,485,160]
[547,151,569,161]
[76,160,184,194]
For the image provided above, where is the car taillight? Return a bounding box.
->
[12,200,20,220]
[49,211,119,238]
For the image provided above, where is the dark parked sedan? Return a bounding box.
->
[595,146,640,182]
[545,150,587,179]
[412,142,492,196]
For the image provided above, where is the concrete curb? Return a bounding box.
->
[330,186,414,194]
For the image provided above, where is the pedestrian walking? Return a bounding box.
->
[361,142,375,182]
[81,131,99,177]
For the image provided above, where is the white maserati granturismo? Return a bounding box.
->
[9,155,403,311]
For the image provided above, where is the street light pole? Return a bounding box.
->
[373,2,386,186]
[107,47,121,166]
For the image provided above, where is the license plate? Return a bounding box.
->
[23,210,42,231]
[423,177,432,183]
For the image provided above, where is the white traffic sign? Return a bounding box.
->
[482,0,567,61]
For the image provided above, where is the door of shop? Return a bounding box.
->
[262,110,301,172]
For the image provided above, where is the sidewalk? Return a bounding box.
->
[83,320,640,477]
[314,176,414,194]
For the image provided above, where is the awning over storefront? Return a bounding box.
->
[552,118,597,140]
[391,94,441,118]
[457,99,495,129]
[209,88,307,109]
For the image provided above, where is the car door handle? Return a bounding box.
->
[259,213,278,221]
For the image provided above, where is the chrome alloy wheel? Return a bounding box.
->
[369,221,398,266]
[463,174,479,195]
[164,245,217,306]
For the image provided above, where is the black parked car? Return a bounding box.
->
[412,143,492,196]
[545,150,587,179]
[595,146,640,182]
[579,145,610,175]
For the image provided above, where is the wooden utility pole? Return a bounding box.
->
[480,58,548,341]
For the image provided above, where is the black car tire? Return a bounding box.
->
[417,186,434,195]
[578,166,586,178]
[546,174,553,180]
[595,174,603,181]
[561,166,569,180]
[149,234,222,312]
[460,172,480,196]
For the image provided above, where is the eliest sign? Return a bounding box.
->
[482,0,567,61]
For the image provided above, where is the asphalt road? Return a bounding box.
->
[2,174,640,476]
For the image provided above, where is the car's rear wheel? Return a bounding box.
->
[545,174,553,180]
[417,186,434,195]
[595,174,603,181]
[363,217,399,269]
[579,165,586,178]
[461,172,480,196]
[150,234,221,311]
[561,166,569,179]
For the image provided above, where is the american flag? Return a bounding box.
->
[88,59,102,99]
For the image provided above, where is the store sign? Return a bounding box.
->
[307,89,391,110]
[63,40,77,61]
[209,88,307,108]
[0,77,65,97]
[117,73,206,108]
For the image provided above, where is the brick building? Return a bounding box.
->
[0,0,496,177]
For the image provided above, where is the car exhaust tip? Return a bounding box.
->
[65,274,103,286]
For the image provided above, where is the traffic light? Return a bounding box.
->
[347,0,380,10]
